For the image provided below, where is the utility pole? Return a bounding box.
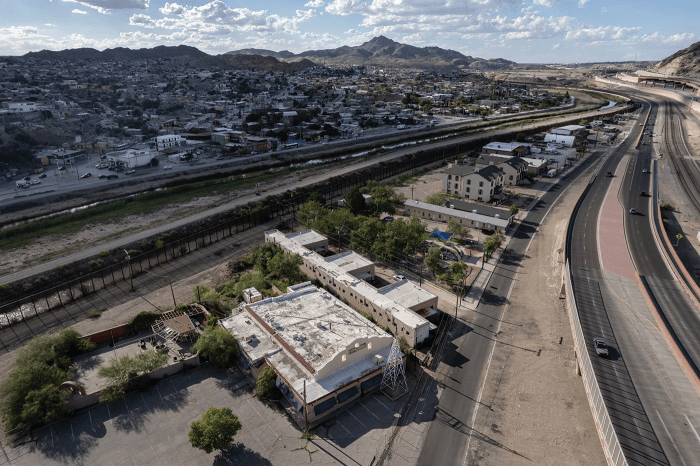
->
[337,227,342,253]
[411,186,415,200]
[419,265,423,286]
[124,249,134,291]
[168,277,176,308]
[303,379,309,436]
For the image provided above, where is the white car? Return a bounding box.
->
[163,165,172,170]
[392,275,406,281]
[30,180,41,185]
[125,169,135,174]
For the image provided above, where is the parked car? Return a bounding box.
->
[392,275,406,281]
[606,172,613,177]
[642,168,649,173]
[30,180,41,185]
[39,173,47,178]
[106,174,118,180]
[125,169,135,174]
[593,338,609,358]
[163,165,172,170]
[23,176,30,181]
[58,166,66,171]
[80,172,92,179]
[640,191,646,196]
[98,174,107,179]
[215,156,224,160]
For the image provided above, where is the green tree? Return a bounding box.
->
[192,326,239,367]
[21,385,66,429]
[350,217,385,253]
[446,218,472,242]
[255,366,278,400]
[188,407,242,454]
[345,187,366,215]
[426,192,449,206]
[424,246,443,274]
[296,200,327,229]
[483,232,505,258]
[97,351,168,402]
[509,204,519,215]
[267,253,303,282]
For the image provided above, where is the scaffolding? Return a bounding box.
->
[151,304,206,344]
[380,338,408,401]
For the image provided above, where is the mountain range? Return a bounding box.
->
[21,37,516,73]
[654,40,700,76]
[228,36,515,72]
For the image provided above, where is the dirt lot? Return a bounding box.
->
[0,161,348,277]
[466,163,606,465]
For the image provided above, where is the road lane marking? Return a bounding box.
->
[156,385,165,404]
[70,419,74,441]
[337,420,353,437]
[657,410,688,466]
[684,415,700,446]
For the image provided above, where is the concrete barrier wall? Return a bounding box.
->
[564,261,628,466]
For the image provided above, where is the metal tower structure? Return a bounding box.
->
[380,338,408,401]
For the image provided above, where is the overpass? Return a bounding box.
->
[617,71,700,93]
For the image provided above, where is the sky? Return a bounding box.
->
[0,0,696,63]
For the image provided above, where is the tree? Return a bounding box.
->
[21,385,66,430]
[426,192,449,206]
[483,232,505,258]
[345,187,366,215]
[267,253,303,282]
[192,326,239,367]
[509,204,519,216]
[97,351,168,402]
[255,366,278,400]
[150,157,159,167]
[424,246,443,274]
[447,218,472,242]
[296,200,327,229]
[188,407,242,454]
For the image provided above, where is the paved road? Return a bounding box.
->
[2,103,632,287]
[416,141,608,465]
[568,94,700,465]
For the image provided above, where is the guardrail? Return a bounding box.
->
[563,262,628,466]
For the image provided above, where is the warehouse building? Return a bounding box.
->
[221,282,395,426]
[402,200,511,233]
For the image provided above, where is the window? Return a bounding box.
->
[455,176,459,181]
[448,175,452,180]
[479,181,483,187]
[342,354,346,362]
[368,342,372,349]
[467,179,471,185]
[454,183,458,189]
[479,189,483,195]
[466,187,470,193]
[509,175,513,180]
[406,331,410,335]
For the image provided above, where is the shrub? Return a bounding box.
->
[128,311,161,330]
[662,203,673,211]
[192,326,239,367]
[255,366,278,400]
[88,259,104,269]
[98,250,110,257]
[86,310,102,319]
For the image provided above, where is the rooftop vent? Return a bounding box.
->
[374,354,385,365]
[495,214,499,218]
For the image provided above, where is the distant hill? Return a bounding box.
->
[227,36,516,72]
[654,41,700,76]
[213,54,316,73]
[23,45,208,61]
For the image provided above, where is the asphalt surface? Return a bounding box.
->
[416,141,608,465]
[568,95,700,466]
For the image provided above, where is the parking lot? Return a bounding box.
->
[0,364,410,466]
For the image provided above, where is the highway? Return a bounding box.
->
[416,141,612,465]
[567,95,700,465]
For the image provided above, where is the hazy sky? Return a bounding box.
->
[0,0,696,63]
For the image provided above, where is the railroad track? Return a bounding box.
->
[663,102,700,213]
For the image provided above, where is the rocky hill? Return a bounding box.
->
[23,45,208,61]
[227,36,516,72]
[654,41,700,76]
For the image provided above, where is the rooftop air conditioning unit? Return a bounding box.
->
[374,355,385,365]
[314,321,323,327]
[244,334,255,343]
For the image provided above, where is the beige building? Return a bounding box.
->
[474,155,529,186]
[442,164,504,202]
[265,230,437,347]
[221,282,395,426]
[403,200,511,233]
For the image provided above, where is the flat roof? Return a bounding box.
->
[378,280,437,311]
[403,200,510,228]
[286,230,328,247]
[325,251,374,274]
[221,312,281,365]
[246,284,387,374]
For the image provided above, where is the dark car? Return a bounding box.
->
[593,338,609,358]
[106,174,118,180]
[606,172,613,177]
[39,173,47,178]
[23,176,30,181]
[80,172,92,179]
[98,174,107,179]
